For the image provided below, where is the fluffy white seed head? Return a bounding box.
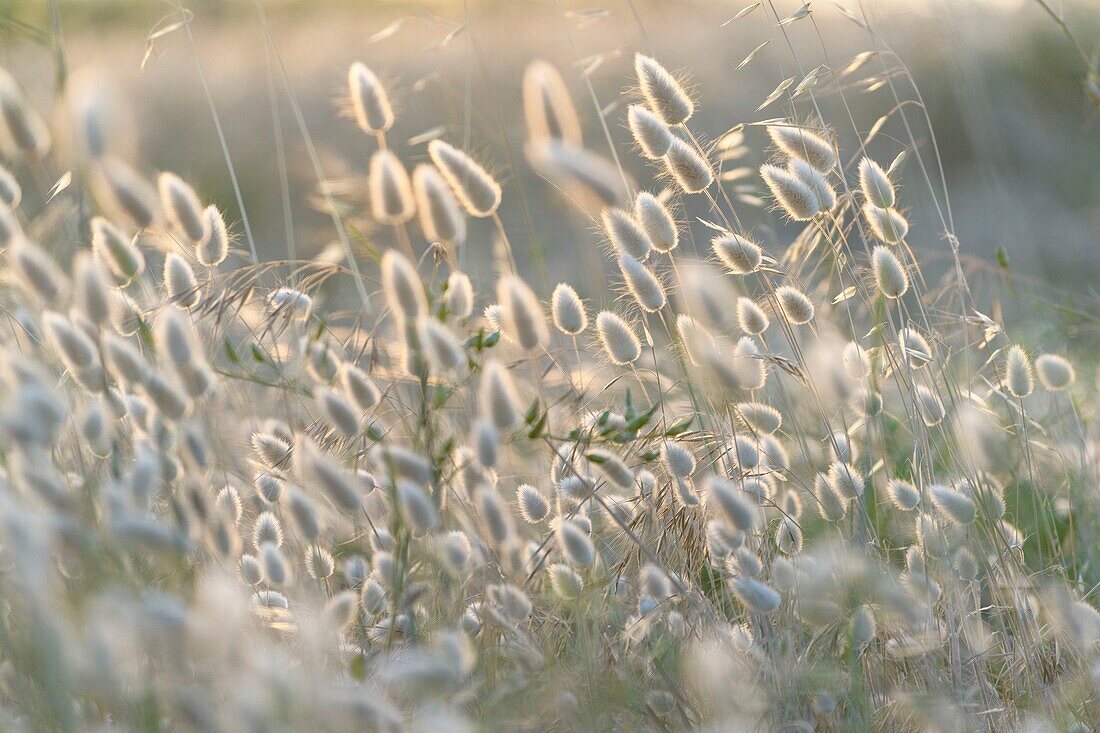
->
[618,254,666,312]
[163,253,200,309]
[863,205,909,243]
[634,54,694,125]
[789,159,836,211]
[602,207,652,260]
[551,283,587,335]
[0,164,21,208]
[1035,354,1075,391]
[665,137,713,194]
[158,172,207,243]
[858,157,895,208]
[1004,345,1034,398]
[929,484,976,525]
[712,233,763,275]
[340,363,381,411]
[761,164,820,221]
[522,60,582,146]
[707,476,756,532]
[557,519,595,567]
[898,328,933,368]
[872,245,909,298]
[413,164,466,244]
[195,205,229,267]
[767,125,836,172]
[915,385,945,426]
[369,150,415,225]
[628,104,673,159]
[828,461,864,500]
[444,271,474,318]
[428,139,502,217]
[775,285,815,325]
[728,576,780,614]
[661,441,696,479]
[9,239,66,304]
[634,192,678,252]
[480,359,522,430]
[96,157,160,229]
[381,250,427,319]
[348,62,394,133]
[886,479,920,510]
[517,484,550,523]
[419,317,466,375]
[736,297,769,335]
[498,275,550,351]
[595,311,642,365]
[91,217,144,283]
[736,402,782,434]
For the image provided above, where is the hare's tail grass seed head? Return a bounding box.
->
[0,14,1092,732]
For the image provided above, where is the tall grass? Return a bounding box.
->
[0,2,1096,731]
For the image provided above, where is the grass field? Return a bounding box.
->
[0,0,1099,730]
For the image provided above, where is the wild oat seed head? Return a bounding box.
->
[712,233,763,275]
[348,62,394,133]
[1035,354,1075,391]
[618,254,666,312]
[627,104,673,159]
[551,283,587,335]
[858,157,895,208]
[760,164,820,221]
[522,60,582,146]
[664,137,713,194]
[369,150,415,224]
[428,139,502,217]
[595,311,642,365]
[1004,345,1034,398]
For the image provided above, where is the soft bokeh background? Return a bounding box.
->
[3,0,1099,332]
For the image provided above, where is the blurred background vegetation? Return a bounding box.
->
[2,0,1099,341]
